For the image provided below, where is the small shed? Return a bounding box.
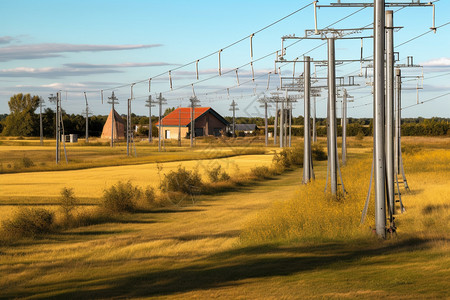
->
[101,109,126,140]
[235,124,259,134]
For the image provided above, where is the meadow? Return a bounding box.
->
[0,135,448,299]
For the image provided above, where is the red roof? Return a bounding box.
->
[156,107,211,126]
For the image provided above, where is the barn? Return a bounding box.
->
[156,107,229,139]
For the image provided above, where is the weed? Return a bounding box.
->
[250,166,274,179]
[311,144,327,161]
[1,207,54,238]
[60,187,78,218]
[160,165,203,195]
[101,181,140,213]
[206,165,230,183]
[22,157,34,168]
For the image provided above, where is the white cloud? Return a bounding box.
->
[64,62,174,68]
[421,57,450,67]
[0,66,121,78]
[0,43,162,62]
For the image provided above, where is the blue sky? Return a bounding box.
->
[1,0,449,119]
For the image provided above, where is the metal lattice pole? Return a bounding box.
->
[229,100,238,138]
[264,101,268,146]
[48,94,57,163]
[84,92,89,143]
[145,96,154,143]
[189,96,199,148]
[303,56,312,183]
[274,100,278,145]
[394,69,401,175]
[374,0,386,238]
[386,10,395,218]
[107,92,118,148]
[280,96,285,148]
[39,97,44,146]
[313,96,317,143]
[342,90,347,165]
[327,38,338,195]
[57,92,60,163]
[159,93,163,152]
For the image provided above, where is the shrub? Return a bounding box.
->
[142,186,160,207]
[1,207,54,238]
[355,130,365,140]
[101,181,140,213]
[160,165,203,195]
[22,157,34,168]
[311,144,327,161]
[272,147,303,169]
[251,166,274,179]
[60,187,78,217]
[206,165,230,183]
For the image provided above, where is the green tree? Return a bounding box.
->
[163,107,175,116]
[1,93,40,136]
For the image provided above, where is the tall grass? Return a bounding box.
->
[241,148,450,244]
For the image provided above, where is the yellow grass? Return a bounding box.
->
[0,138,448,299]
[242,148,450,244]
[0,154,274,224]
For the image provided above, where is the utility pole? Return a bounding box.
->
[338,89,354,166]
[189,96,199,148]
[386,10,395,219]
[83,92,90,143]
[48,93,59,164]
[327,38,338,195]
[313,96,317,143]
[259,96,271,146]
[39,97,44,146]
[126,84,135,157]
[279,96,285,148]
[274,98,278,145]
[229,100,238,138]
[157,93,167,152]
[374,0,386,238]
[178,101,182,146]
[303,56,312,183]
[107,92,118,148]
[145,95,155,143]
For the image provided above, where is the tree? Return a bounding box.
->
[1,93,40,136]
[163,107,175,116]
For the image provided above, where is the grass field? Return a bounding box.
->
[0,136,448,299]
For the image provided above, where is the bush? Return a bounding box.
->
[101,181,140,213]
[251,166,274,179]
[160,165,203,195]
[60,187,78,217]
[1,207,54,238]
[206,165,230,183]
[311,144,327,161]
[355,130,365,140]
[22,157,34,168]
[272,147,303,169]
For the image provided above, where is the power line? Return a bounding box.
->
[402,91,450,110]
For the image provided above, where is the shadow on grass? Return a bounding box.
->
[20,237,440,299]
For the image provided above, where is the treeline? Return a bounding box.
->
[0,94,448,137]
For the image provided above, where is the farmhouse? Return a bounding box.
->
[156,107,229,139]
[234,124,259,135]
[101,109,126,140]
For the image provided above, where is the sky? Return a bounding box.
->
[1,0,449,119]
